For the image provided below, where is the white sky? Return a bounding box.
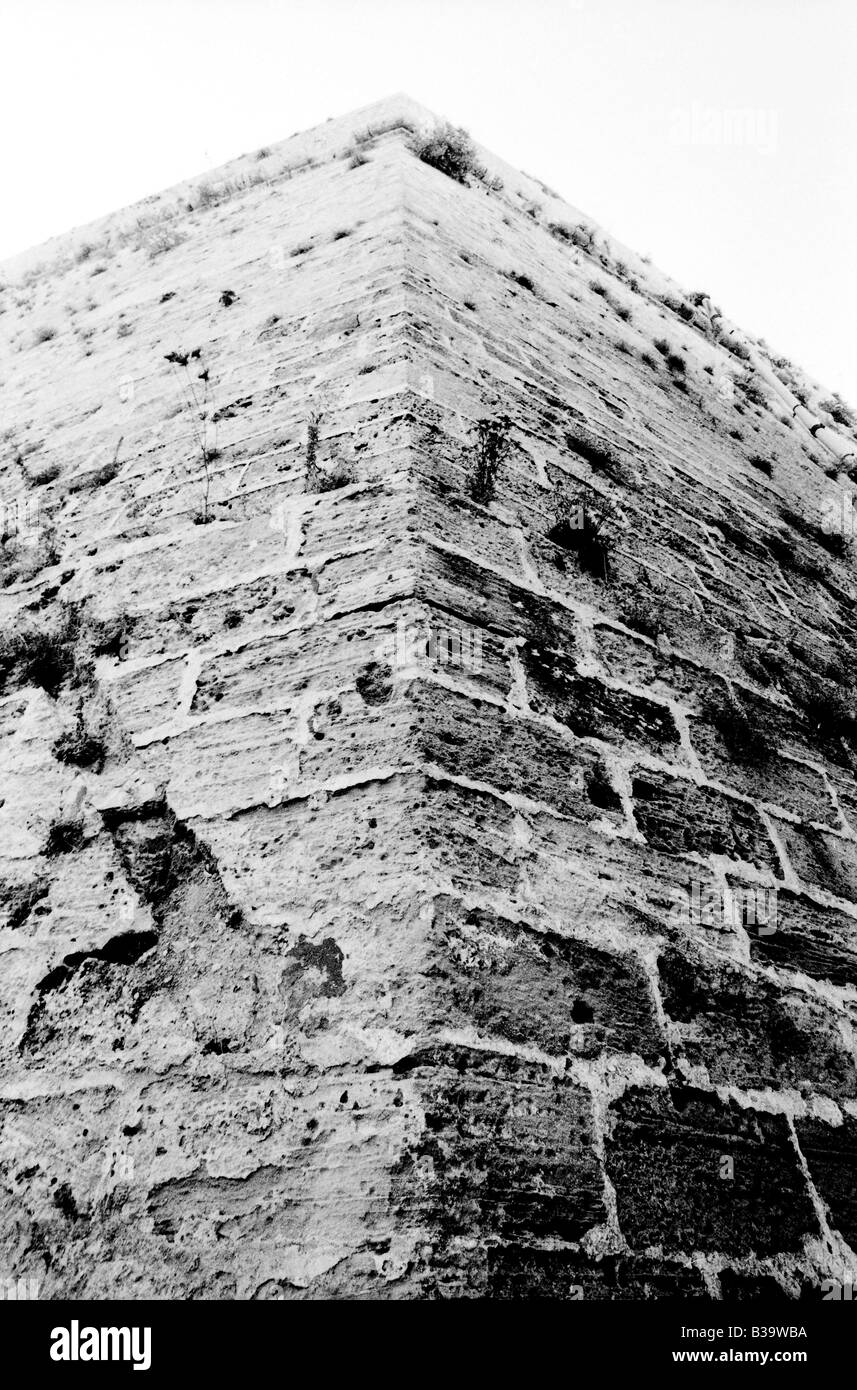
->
[2,0,855,400]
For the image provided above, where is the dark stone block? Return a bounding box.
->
[486,1247,710,1299]
[658,943,856,1098]
[737,883,857,988]
[526,655,679,755]
[719,1270,794,1300]
[632,769,780,871]
[606,1085,819,1256]
[773,820,857,904]
[433,897,666,1063]
[419,542,580,654]
[795,1115,857,1250]
[391,1049,605,1245]
[414,683,623,820]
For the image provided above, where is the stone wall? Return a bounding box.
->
[0,95,855,1299]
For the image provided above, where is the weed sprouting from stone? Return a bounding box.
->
[468,415,513,504]
[306,411,321,485]
[748,454,773,477]
[548,221,595,252]
[506,270,537,294]
[52,701,107,771]
[164,348,219,522]
[0,608,85,697]
[547,486,615,581]
[819,394,857,431]
[304,411,353,493]
[565,425,632,487]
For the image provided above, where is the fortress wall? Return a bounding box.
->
[0,98,855,1298]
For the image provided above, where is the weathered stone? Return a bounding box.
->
[486,1248,709,1300]
[595,623,725,714]
[1,91,855,1300]
[390,1050,605,1246]
[773,819,857,903]
[606,1086,819,1256]
[526,654,680,755]
[632,769,781,871]
[737,883,857,987]
[413,681,623,820]
[690,714,839,824]
[658,943,856,1097]
[431,896,665,1062]
[795,1115,857,1251]
[718,1270,793,1300]
[418,541,581,652]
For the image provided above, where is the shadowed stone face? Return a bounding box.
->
[606,1087,820,1257]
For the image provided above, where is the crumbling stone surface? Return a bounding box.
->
[389,1049,605,1255]
[486,1249,710,1300]
[0,93,855,1299]
[717,1271,793,1301]
[740,884,857,987]
[632,769,781,871]
[658,943,856,1097]
[606,1087,819,1257]
[431,896,665,1062]
[794,1115,857,1251]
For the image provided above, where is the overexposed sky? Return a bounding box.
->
[2,0,855,399]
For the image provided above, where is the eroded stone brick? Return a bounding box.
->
[416,775,523,894]
[632,769,781,872]
[431,896,665,1062]
[658,943,856,1097]
[606,1086,818,1256]
[414,682,623,819]
[773,820,857,903]
[391,1048,605,1245]
[300,481,411,559]
[485,1247,709,1300]
[735,883,857,988]
[418,542,580,652]
[526,652,679,755]
[795,1115,857,1251]
[718,1270,793,1300]
[595,622,721,714]
[688,717,833,822]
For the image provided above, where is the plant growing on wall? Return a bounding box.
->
[547,485,616,581]
[164,348,220,522]
[468,414,513,504]
[304,410,353,493]
[413,123,480,184]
